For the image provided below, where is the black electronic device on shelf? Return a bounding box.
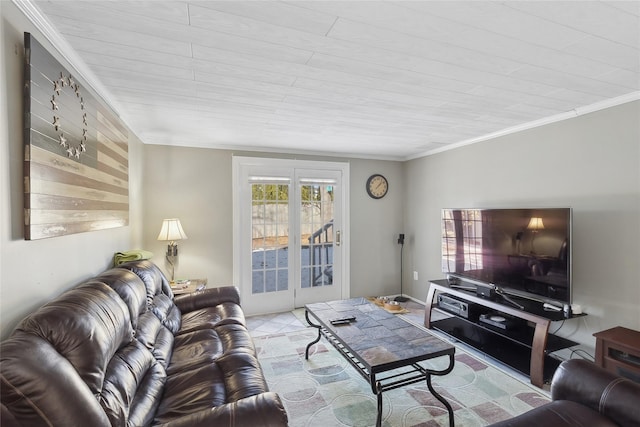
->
[475,282,495,299]
[478,312,523,330]
[437,293,481,320]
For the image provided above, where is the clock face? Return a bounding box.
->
[366,174,388,199]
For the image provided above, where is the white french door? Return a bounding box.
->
[233,157,349,315]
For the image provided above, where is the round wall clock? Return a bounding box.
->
[366,174,388,199]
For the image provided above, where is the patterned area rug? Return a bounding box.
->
[254,327,550,426]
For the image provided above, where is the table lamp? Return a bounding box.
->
[527,217,544,253]
[157,218,187,281]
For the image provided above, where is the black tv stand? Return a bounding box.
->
[495,288,525,310]
[425,280,583,388]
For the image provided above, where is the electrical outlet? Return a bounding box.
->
[413,271,418,281]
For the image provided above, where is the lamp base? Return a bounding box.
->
[165,254,177,282]
[166,243,178,257]
[394,296,409,302]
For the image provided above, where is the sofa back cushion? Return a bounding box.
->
[106,261,181,370]
[16,282,134,393]
[1,332,112,426]
[1,282,136,426]
[95,268,148,330]
[136,311,176,369]
[118,260,182,334]
[118,259,172,303]
[99,339,166,427]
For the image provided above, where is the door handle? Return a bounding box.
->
[336,230,341,246]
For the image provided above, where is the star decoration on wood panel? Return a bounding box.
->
[53,79,62,95]
[58,72,68,87]
[49,72,88,160]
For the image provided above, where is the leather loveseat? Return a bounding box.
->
[0,260,288,426]
[489,359,640,427]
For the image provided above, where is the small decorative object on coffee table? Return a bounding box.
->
[305,298,455,427]
[170,278,207,295]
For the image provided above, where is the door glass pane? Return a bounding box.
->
[252,183,289,295]
[300,183,334,288]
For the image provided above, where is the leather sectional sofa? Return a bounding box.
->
[489,359,640,427]
[0,260,288,426]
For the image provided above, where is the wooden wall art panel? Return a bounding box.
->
[23,33,129,240]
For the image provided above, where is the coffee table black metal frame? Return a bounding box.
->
[304,299,456,427]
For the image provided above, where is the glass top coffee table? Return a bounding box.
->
[305,297,456,427]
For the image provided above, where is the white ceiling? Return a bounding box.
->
[25,0,640,160]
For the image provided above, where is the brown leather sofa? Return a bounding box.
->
[0,260,288,426]
[489,359,640,427]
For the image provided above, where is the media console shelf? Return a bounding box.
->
[425,280,582,388]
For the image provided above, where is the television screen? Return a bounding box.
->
[442,208,572,305]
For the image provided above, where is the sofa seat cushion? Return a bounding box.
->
[153,393,288,427]
[216,352,269,402]
[177,302,246,335]
[166,329,225,376]
[154,364,227,425]
[166,324,257,376]
[489,400,619,427]
[215,323,258,355]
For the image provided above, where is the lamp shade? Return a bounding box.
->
[527,217,545,231]
[157,218,188,242]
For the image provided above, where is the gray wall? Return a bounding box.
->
[403,101,640,349]
[142,146,405,302]
[0,2,144,339]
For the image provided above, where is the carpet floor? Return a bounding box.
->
[254,322,550,427]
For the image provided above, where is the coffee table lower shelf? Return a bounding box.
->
[304,310,455,427]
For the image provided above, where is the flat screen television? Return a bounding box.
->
[442,208,572,305]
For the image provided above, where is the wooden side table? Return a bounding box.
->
[593,326,640,382]
[170,279,207,295]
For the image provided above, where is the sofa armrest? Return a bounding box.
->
[155,392,288,427]
[551,359,640,427]
[174,286,241,313]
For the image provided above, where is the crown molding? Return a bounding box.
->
[406,91,640,161]
[13,0,123,119]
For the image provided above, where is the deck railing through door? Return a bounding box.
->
[308,219,334,286]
